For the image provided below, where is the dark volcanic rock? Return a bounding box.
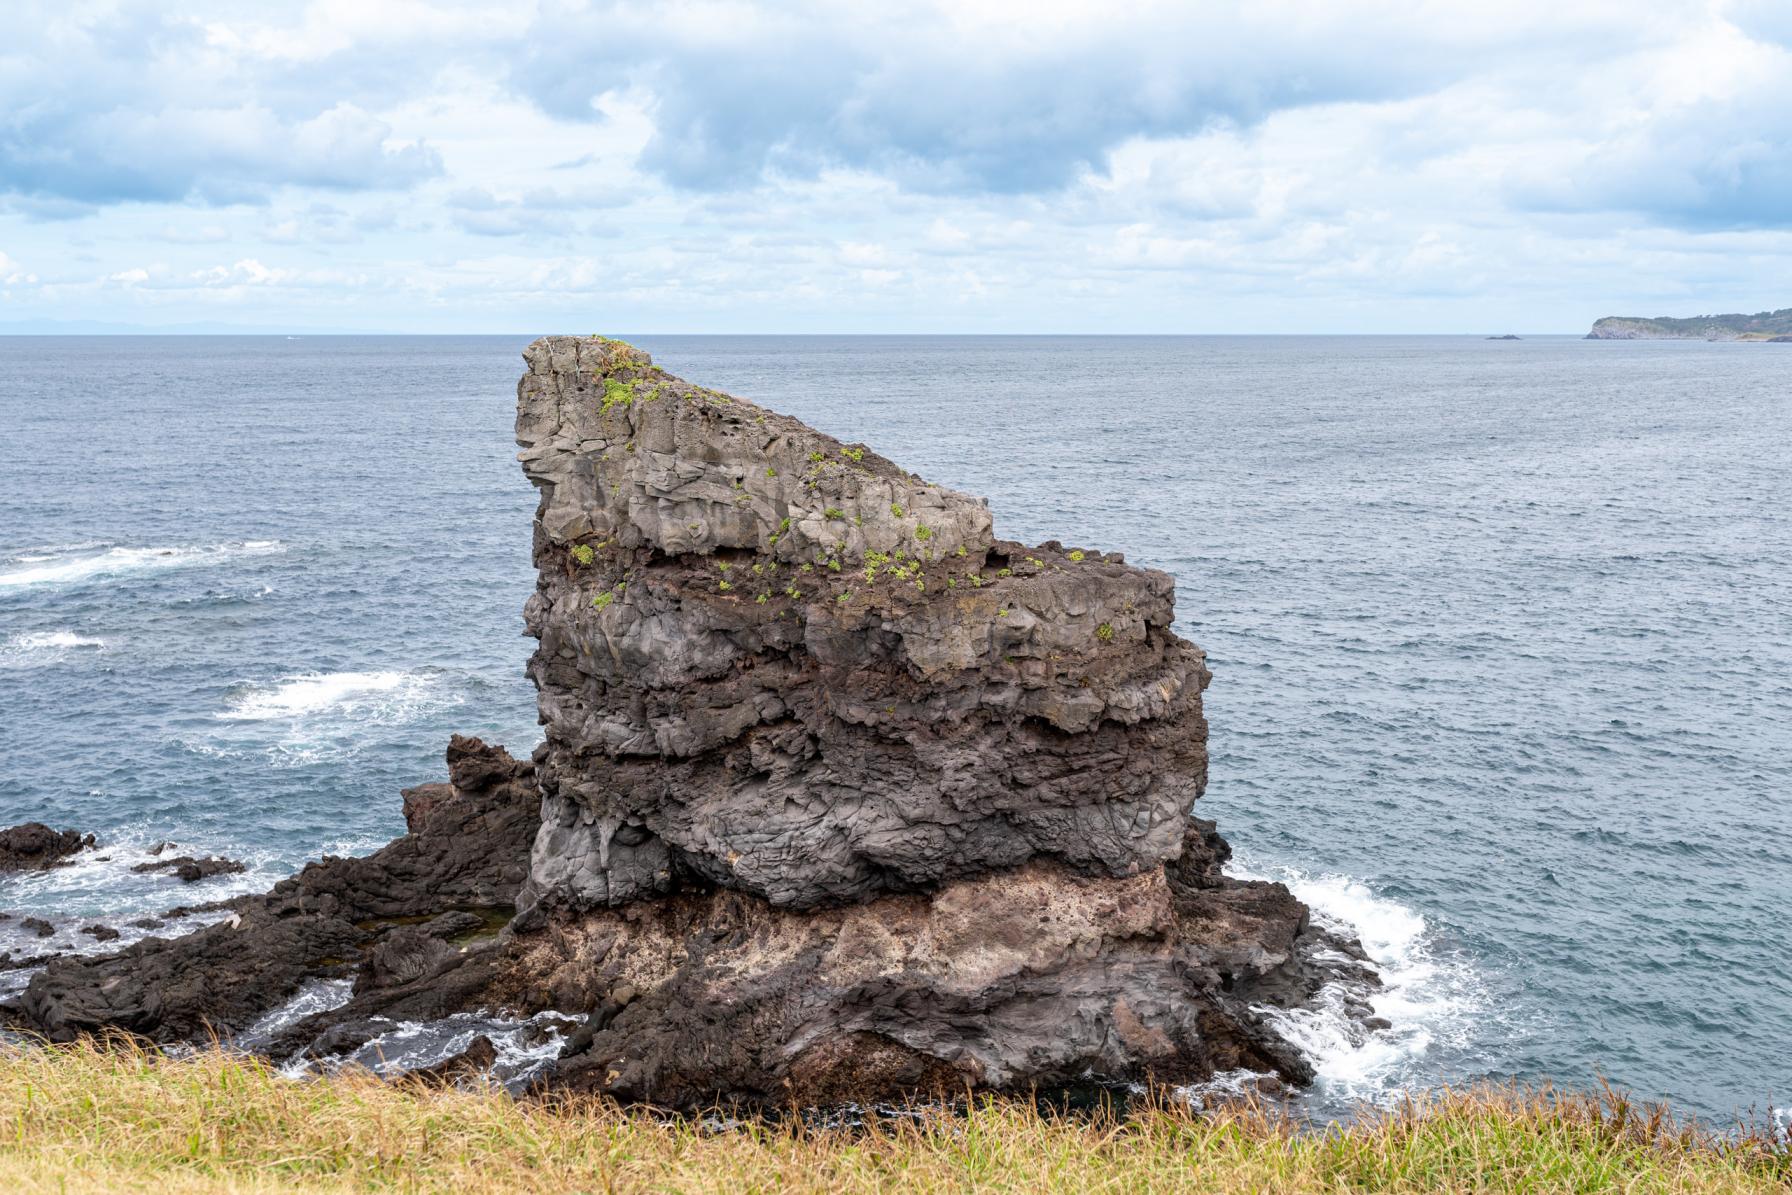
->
[2,736,538,1043]
[491,820,1369,1106]
[481,337,1380,1106]
[79,925,120,942]
[21,917,54,939]
[516,336,1208,911]
[0,823,94,872]
[130,856,247,883]
[2,951,62,970]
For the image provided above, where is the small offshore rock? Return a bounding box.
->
[0,823,94,872]
[21,917,55,938]
[130,856,247,883]
[79,925,121,942]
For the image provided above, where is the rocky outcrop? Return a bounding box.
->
[516,336,1206,912]
[492,819,1357,1105]
[494,335,1376,1104]
[129,855,246,883]
[0,823,93,872]
[3,736,536,1043]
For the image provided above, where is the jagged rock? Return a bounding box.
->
[79,925,120,942]
[1,950,62,971]
[488,336,1379,1105]
[491,819,1367,1106]
[2,737,537,1043]
[516,335,1209,911]
[130,855,246,883]
[0,823,94,872]
[21,917,54,938]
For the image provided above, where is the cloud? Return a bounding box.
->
[0,250,38,284]
[5,0,1792,330]
[447,184,632,237]
[1502,25,1792,230]
[0,5,442,207]
[508,0,1674,194]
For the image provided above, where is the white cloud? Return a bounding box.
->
[0,250,38,284]
[3,0,1792,330]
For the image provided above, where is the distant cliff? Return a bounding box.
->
[1586,308,1792,340]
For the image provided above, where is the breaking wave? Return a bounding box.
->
[12,630,105,650]
[1227,854,1492,1115]
[217,671,437,722]
[0,541,284,590]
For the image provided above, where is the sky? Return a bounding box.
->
[2,0,1791,333]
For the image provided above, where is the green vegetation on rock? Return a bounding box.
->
[1586,308,1792,341]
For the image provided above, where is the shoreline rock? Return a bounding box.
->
[490,335,1378,1104]
[0,823,94,873]
[130,856,247,883]
[3,736,537,1043]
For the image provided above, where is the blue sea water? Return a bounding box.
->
[1,334,1788,1125]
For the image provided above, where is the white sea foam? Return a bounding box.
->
[321,1010,576,1090]
[5,630,105,655]
[0,541,284,590]
[242,979,355,1049]
[1226,854,1489,1112]
[218,671,429,721]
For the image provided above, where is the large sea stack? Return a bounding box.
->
[4,337,1376,1106]
[495,336,1373,1103]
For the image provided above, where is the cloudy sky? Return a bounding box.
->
[3,0,1790,332]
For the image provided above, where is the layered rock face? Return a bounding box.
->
[516,336,1207,911]
[503,336,1374,1103]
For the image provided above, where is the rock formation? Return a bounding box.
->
[3,337,1378,1107]
[496,336,1375,1103]
[6,736,536,1043]
[516,336,1204,912]
[0,823,93,872]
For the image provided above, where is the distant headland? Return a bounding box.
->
[1586,308,1792,341]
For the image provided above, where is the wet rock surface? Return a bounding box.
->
[0,823,94,872]
[2,736,536,1043]
[130,855,247,883]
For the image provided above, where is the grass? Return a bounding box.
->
[1,1043,1786,1193]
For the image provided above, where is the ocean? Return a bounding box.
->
[1,334,1787,1124]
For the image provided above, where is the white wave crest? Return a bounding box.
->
[0,541,284,590]
[1229,855,1489,1110]
[8,630,104,650]
[217,670,446,722]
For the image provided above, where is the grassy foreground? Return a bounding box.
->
[2,1042,1787,1193]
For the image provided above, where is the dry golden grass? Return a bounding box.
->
[2,1039,1787,1193]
